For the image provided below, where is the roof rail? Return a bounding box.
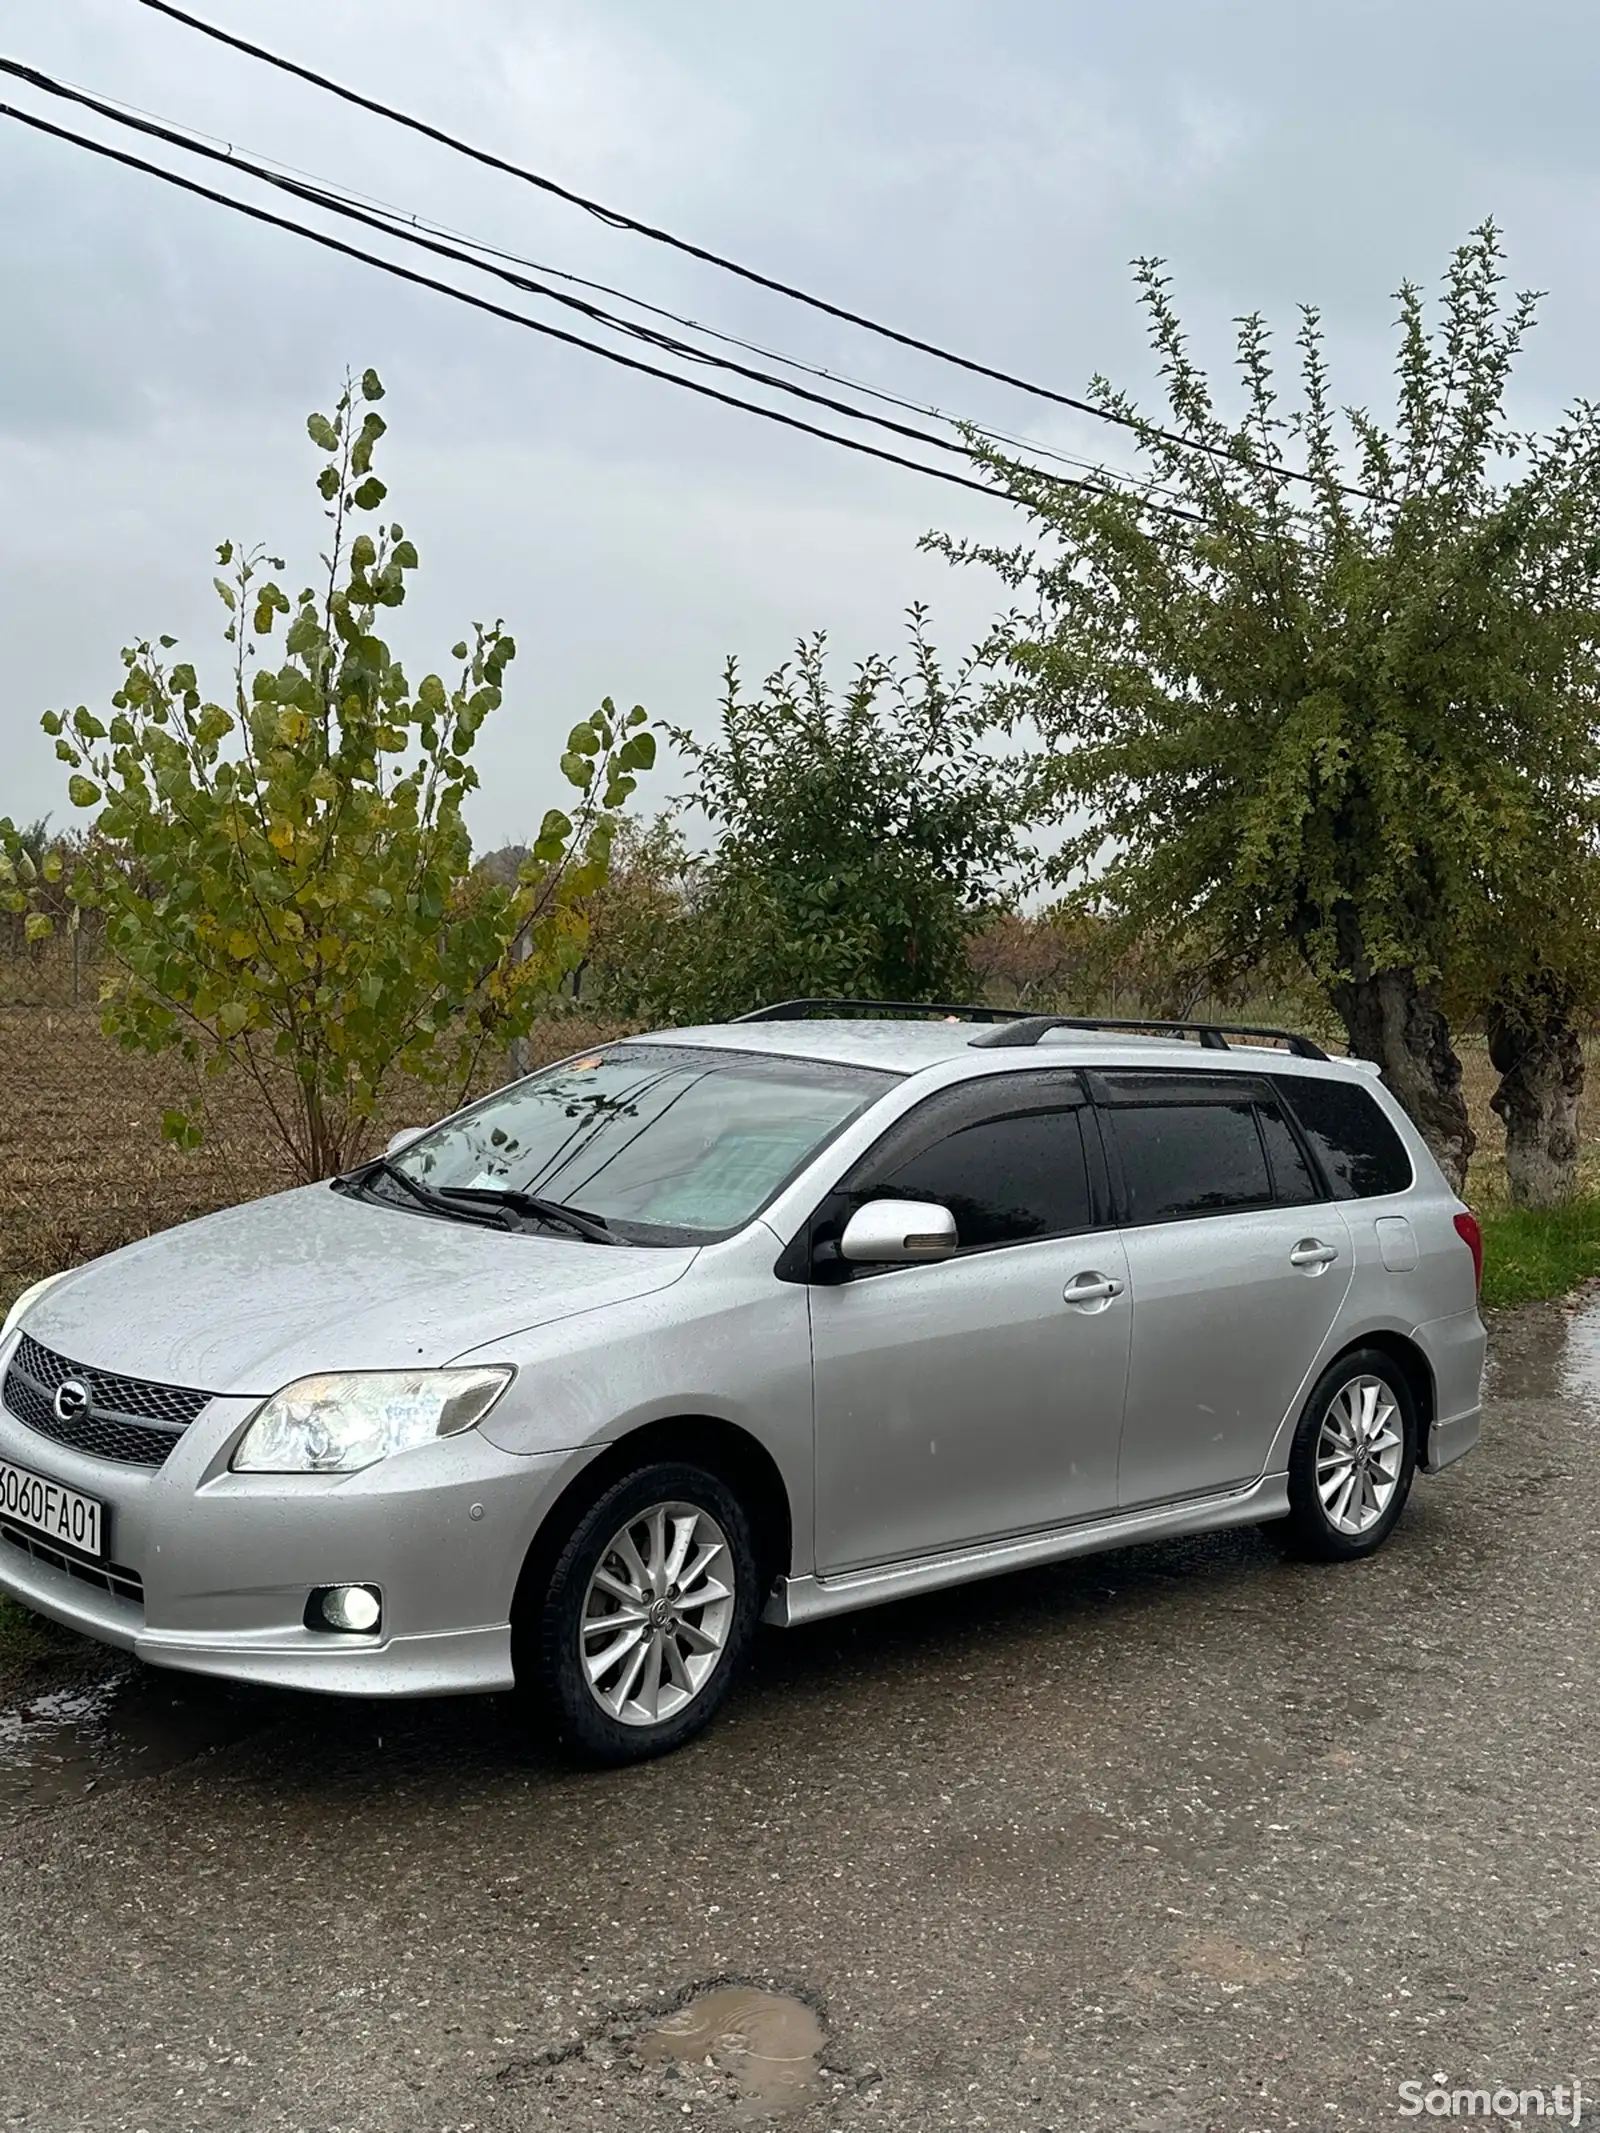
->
[967,1014,1330,1061]
[735,997,1026,1025]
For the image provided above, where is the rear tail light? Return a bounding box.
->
[1453,1210,1483,1293]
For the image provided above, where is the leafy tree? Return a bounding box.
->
[936,226,1600,1195]
[0,370,654,1180]
[966,909,1084,1006]
[654,610,1029,1022]
[10,817,52,869]
[573,813,702,1018]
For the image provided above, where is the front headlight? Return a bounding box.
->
[232,1367,514,1474]
[2,1269,72,1344]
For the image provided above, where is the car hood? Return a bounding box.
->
[20,1183,697,1395]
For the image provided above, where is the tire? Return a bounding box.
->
[521,1460,761,1765]
[1278,1348,1418,1562]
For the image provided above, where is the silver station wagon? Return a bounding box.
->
[0,1003,1485,1763]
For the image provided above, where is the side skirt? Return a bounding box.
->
[763,1474,1290,1628]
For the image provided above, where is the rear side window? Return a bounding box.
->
[870,1108,1094,1249]
[1273,1075,1414,1198]
[1107,1100,1272,1222]
[1256,1102,1320,1205]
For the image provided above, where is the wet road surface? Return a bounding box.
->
[1,1300,1596,2132]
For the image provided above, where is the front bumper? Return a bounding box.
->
[0,1360,580,1697]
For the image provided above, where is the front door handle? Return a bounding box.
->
[1064,1272,1125,1306]
[1289,1239,1340,1269]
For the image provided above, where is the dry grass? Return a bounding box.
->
[0,1003,629,1315]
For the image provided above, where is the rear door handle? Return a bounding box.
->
[1289,1239,1340,1269]
[1064,1272,1125,1306]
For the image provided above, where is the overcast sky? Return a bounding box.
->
[3,0,1598,847]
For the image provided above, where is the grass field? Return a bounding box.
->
[1456,1035,1600,1304]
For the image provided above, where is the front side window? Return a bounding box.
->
[390,1045,898,1244]
[872,1108,1094,1249]
[838,1072,1096,1252]
[1273,1075,1414,1198]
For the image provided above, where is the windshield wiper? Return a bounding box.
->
[434,1185,619,1245]
[340,1158,517,1232]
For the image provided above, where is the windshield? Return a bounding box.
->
[387,1044,899,1244]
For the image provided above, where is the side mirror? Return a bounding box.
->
[385,1126,430,1158]
[838,1198,958,1267]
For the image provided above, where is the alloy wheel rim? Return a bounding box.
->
[1315,1374,1404,1536]
[579,1500,736,1727]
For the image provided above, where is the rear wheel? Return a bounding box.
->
[1279,1349,1417,1561]
[522,1460,761,1764]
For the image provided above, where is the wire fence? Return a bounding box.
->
[0,931,109,1009]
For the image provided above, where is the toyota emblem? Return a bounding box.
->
[52,1378,91,1423]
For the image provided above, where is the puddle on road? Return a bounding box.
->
[638,1987,826,2119]
[1483,1292,1600,1406]
[0,1667,263,1812]
[1560,1293,1600,1409]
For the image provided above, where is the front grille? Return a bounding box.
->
[3,1332,214,1468]
[0,1520,144,1606]
[13,1333,212,1428]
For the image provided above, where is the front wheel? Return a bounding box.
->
[522,1461,761,1764]
[1278,1349,1417,1561]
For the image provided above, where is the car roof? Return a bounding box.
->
[631,1017,1371,1082]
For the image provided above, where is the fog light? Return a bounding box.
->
[309,1583,382,1634]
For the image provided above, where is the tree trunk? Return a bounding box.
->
[1487,992,1583,1209]
[1328,962,1476,1195]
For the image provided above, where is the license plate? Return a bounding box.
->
[0,1458,103,1559]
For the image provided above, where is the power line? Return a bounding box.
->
[3,99,1209,521]
[130,0,1378,506]
[20,55,1187,502]
[1,73,1204,523]
[16,54,1181,495]
[1,55,1196,516]
[467,244,1192,499]
[320,199,1189,499]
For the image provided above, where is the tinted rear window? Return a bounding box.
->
[1109,1100,1272,1222]
[1273,1075,1413,1198]
[1256,1101,1320,1204]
